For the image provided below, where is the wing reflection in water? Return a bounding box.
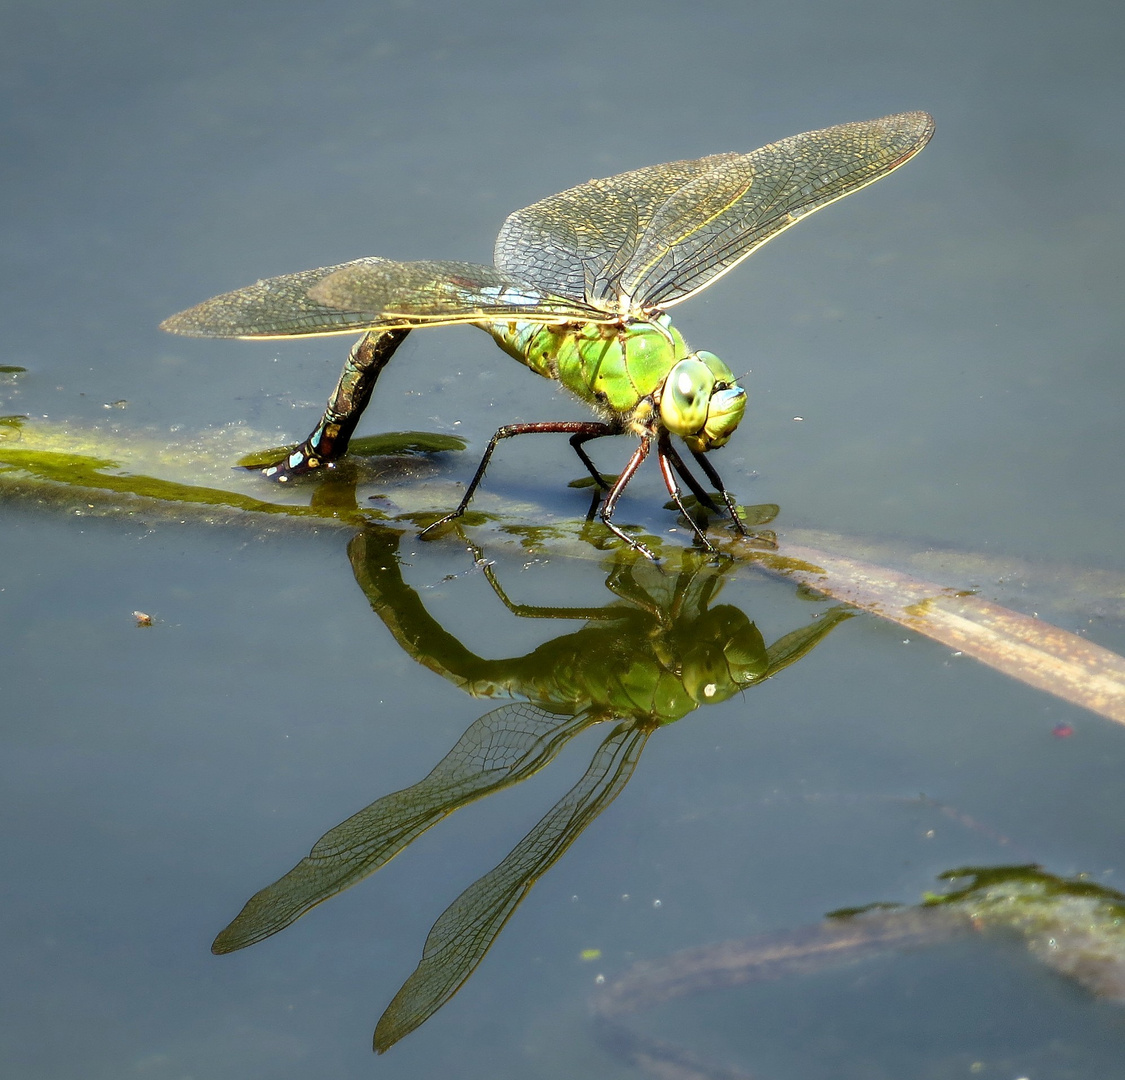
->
[212,524,854,1050]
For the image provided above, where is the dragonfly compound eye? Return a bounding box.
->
[660,358,715,437]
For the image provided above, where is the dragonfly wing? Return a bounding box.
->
[620,112,935,310]
[494,154,740,307]
[162,257,395,338]
[161,257,603,339]
[211,702,596,954]
[374,720,650,1052]
[309,258,607,326]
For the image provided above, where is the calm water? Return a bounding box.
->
[2,1,1124,1077]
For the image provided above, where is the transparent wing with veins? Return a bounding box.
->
[162,113,933,339]
[160,258,610,339]
[496,112,934,313]
[373,720,650,1052]
[210,703,602,954]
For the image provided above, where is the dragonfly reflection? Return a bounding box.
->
[212,526,853,1050]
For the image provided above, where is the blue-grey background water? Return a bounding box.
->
[2,1,1124,1077]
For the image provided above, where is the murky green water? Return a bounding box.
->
[3,2,1124,1077]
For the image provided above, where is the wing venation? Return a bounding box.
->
[161,258,605,339]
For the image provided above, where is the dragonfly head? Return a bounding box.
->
[659,351,746,452]
[680,605,769,703]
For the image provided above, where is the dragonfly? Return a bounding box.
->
[162,112,934,557]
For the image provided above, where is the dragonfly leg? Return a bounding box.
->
[656,441,718,554]
[259,328,411,480]
[472,545,616,621]
[689,448,748,535]
[599,438,659,561]
[419,420,618,540]
[569,430,619,491]
[657,437,721,513]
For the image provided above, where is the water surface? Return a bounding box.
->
[2,1,1124,1077]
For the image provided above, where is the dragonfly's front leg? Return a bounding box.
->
[260,328,411,481]
[657,436,722,514]
[689,447,748,536]
[419,420,618,540]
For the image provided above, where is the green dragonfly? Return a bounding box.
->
[162,112,934,557]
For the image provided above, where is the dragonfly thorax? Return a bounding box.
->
[486,315,746,451]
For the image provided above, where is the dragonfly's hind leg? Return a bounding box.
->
[419,420,618,540]
[568,430,618,491]
[259,328,411,481]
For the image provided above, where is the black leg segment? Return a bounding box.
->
[418,420,618,539]
[689,447,748,536]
